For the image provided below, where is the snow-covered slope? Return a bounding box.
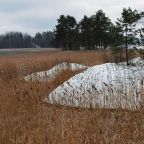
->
[24,62,89,82]
[45,58,144,110]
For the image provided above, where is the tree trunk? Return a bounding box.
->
[85,33,88,50]
[125,25,129,65]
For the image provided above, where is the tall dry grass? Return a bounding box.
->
[0,50,144,144]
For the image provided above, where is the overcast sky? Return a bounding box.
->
[0,0,143,36]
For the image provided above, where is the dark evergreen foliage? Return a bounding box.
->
[116,7,143,64]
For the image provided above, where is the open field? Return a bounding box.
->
[0,50,144,144]
[0,48,59,57]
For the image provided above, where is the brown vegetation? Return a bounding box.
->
[0,50,143,144]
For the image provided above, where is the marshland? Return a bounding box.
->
[0,49,144,144]
[0,1,144,143]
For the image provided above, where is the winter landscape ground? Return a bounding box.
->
[0,50,144,144]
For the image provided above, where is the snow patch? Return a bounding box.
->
[119,57,144,66]
[136,46,144,50]
[45,58,144,110]
[24,62,89,82]
[129,45,144,50]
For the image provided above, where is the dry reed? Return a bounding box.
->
[0,50,144,144]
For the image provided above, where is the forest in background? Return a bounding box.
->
[0,31,55,48]
[0,7,143,49]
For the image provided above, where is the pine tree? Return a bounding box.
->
[54,15,78,50]
[79,16,93,50]
[116,7,143,65]
[93,10,112,49]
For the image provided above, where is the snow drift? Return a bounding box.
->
[24,62,89,82]
[45,58,144,110]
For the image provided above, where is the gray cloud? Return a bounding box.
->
[0,0,143,35]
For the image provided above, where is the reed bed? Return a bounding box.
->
[0,50,144,144]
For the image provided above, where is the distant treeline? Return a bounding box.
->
[0,31,55,48]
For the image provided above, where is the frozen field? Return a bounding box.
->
[0,48,59,56]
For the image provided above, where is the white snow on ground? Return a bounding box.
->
[45,57,144,110]
[24,62,89,82]
[128,45,144,50]
[136,46,144,50]
[120,57,144,66]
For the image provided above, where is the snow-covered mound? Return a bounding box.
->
[24,62,89,82]
[45,58,144,110]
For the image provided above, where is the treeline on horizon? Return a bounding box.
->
[0,7,144,49]
[0,31,55,48]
